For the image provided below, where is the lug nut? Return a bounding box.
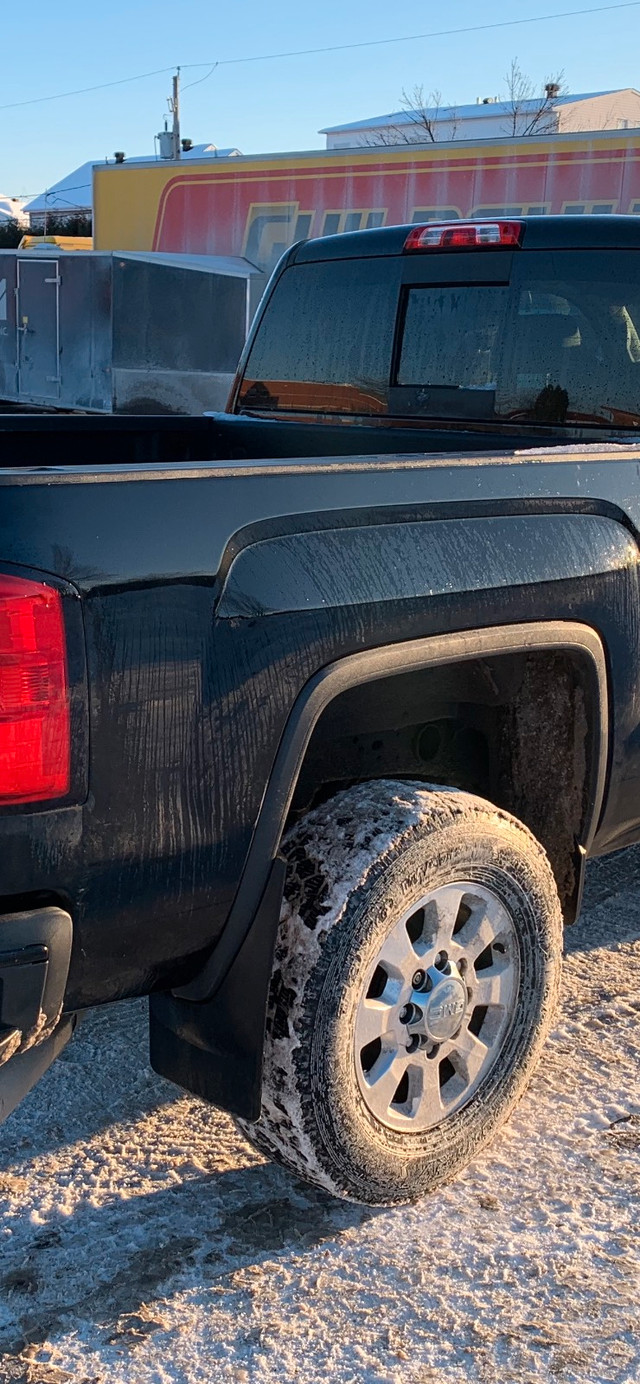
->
[406,1035,420,1053]
[412,969,426,989]
[400,1001,424,1026]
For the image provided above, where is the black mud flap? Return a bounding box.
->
[149,857,286,1121]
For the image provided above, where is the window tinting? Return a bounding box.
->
[239,258,401,414]
[398,287,507,389]
[395,252,640,428]
[240,249,640,431]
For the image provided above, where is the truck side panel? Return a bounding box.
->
[1,457,640,1008]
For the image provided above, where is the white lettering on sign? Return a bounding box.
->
[0,280,6,322]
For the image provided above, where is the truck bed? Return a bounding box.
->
[0,410,615,468]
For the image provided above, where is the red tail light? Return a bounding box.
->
[404,220,524,251]
[0,574,70,805]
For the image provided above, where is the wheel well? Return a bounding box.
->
[288,647,602,921]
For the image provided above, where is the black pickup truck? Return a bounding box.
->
[2,215,640,1206]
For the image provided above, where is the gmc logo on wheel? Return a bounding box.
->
[431,999,465,1020]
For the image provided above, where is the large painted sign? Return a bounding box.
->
[93,131,640,272]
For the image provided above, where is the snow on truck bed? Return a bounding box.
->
[0,850,639,1384]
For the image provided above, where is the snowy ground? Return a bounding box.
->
[1,848,639,1384]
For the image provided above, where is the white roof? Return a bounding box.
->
[24,146,244,216]
[23,162,94,215]
[320,89,629,135]
[181,144,241,158]
[0,193,28,223]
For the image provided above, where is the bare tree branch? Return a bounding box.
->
[364,85,459,145]
[363,61,567,147]
[502,59,566,137]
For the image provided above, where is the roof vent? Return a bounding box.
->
[114,151,125,164]
[545,83,561,99]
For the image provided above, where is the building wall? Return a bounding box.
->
[94,131,640,274]
[326,111,521,148]
[558,91,640,132]
[325,90,640,149]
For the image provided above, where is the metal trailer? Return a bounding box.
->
[0,249,264,414]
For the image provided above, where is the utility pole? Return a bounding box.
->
[171,68,181,160]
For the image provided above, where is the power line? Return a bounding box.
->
[0,1,638,113]
[181,64,218,94]
[202,1,640,69]
[0,64,175,113]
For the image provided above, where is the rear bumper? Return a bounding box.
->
[0,906,73,1123]
[0,1015,76,1122]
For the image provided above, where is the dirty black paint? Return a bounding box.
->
[217,514,636,618]
[1,446,640,1007]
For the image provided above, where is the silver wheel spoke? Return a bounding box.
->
[365,1050,410,1118]
[377,919,417,978]
[431,885,467,942]
[474,963,512,1008]
[357,999,392,1048]
[451,1027,490,1084]
[457,902,502,960]
[419,1059,445,1125]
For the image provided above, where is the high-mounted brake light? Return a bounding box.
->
[404,220,524,252]
[0,574,70,805]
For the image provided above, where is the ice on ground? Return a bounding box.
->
[0,849,639,1384]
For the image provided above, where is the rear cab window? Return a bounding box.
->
[238,247,640,434]
[238,257,402,415]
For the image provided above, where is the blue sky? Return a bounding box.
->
[3,0,640,195]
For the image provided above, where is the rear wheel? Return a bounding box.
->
[238,780,563,1205]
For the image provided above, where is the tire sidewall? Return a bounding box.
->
[296,818,561,1203]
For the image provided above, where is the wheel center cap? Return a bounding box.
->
[422,972,467,1042]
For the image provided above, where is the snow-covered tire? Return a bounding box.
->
[237,780,563,1205]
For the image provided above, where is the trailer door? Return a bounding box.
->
[17,258,61,403]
